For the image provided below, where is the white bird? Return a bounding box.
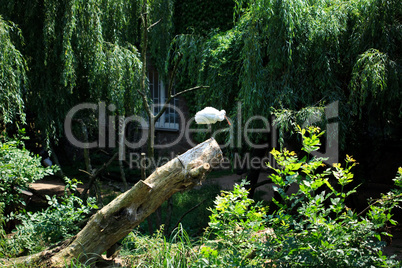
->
[195,107,231,125]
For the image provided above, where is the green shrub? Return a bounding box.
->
[0,133,57,211]
[193,126,401,267]
[194,181,267,267]
[261,126,401,267]
[208,181,266,242]
[1,178,97,257]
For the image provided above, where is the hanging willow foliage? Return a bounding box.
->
[0,16,27,125]
[0,0,176,141]
[148,0,174,82]
[174,0,401,146]
[350,49,400,120]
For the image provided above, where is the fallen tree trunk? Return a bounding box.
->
[3,138,223,267]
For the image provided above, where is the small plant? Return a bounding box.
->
[0,132,58,212]
[1,178,97,257]
[196,181,267,267]
[208,181,266,243]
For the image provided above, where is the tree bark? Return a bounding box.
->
[3,138,222,267]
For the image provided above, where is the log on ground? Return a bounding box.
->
[2,138,223,267]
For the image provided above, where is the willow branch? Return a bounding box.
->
[167,53,183,98]
[356,192,402,218]
[80,153,118,200]
[172,199,207,231]
[154,85,209,122]
[154,52,182,121]
[138,8,154,119]
[148,19,162,31]
[137,88,153,118]
[79,169,92,176]
[171,85,209,98]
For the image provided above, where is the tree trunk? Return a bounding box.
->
[246,146,269,198]
[3,138,222,267]
[148,116,156,172]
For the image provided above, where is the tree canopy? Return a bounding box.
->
[0,0,177,141]
[0,0,400,176]
[175,0,401,148]
[0,16,27,125]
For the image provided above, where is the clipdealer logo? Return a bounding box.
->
[64,101,339,169]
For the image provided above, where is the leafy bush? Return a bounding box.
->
[260,126,401,267]
[193,181,267,267]
[208,181,266,242]
[0,133,57,211]
[1,178,97,257]
[194,126,401,267]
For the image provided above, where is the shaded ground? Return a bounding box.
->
[30,181,84,197]
[28,172,402,264]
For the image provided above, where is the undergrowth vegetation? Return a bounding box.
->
[260,126,402,267]
[118,126,401,267]
[1,126,401,267]
[0,178,97,258]
[0,134,96,259]
[0,131,57,211]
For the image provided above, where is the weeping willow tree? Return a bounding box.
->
[178,0,401,123]
[0,0,190,204]
[174,0,401,190]
[2,0,143,141]
[350,49,401,129]
[0,16,27,127]
[0,0,177,143]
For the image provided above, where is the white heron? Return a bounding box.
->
[195,107,231,125]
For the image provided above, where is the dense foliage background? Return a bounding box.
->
[2,0,399,166]
[174,0,401,187]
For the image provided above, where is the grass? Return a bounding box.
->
[121,225,200,268]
